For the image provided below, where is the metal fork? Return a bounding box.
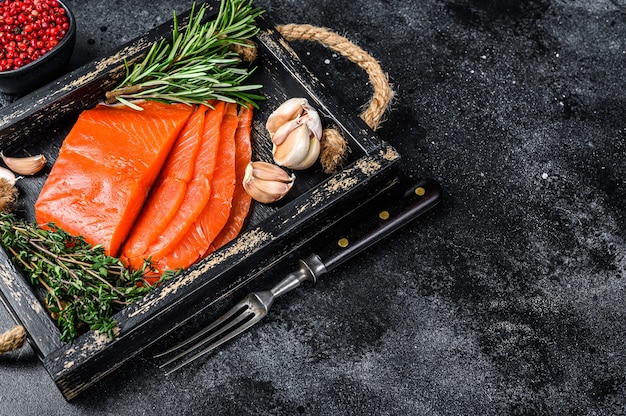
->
[155,178,441,374]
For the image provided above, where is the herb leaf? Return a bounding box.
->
[0,212,177,342]
[105,0,264,108]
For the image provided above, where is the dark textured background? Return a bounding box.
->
[1,0,625,415]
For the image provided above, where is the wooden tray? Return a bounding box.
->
[0,2,401,400]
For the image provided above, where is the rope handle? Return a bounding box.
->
[277,23,395,173]
[0,24,394,355]
[0,325,26,354]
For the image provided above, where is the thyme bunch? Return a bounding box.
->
[0,212,176,342]
[106,0,264,109]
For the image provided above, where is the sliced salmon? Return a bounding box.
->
[122,101,226,270]
[34,101,194,257]
[208,105,254,254]
[121,104,208,261]
[153,103,239,272]
[196,103,239,248]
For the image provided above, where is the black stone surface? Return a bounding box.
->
[1,1,625,414]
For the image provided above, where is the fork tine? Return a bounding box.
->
[154,295,256,359]
[160,311,264,375]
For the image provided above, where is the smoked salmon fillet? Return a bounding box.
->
[153,103,239,272]
[34,101,194,257]
[121,104,208,261]
[122,101,226,270]
[208,105,254,254]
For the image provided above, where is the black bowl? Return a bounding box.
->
[0,0,76,95]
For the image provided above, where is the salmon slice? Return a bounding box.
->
[207,105,254,254]
[121,104,208,261]
[159,105,210,182]
[150,222,207,274]
[123,101,226,270]
[154,103,239,272]
[197,103,239,248]
[34,101,194,256]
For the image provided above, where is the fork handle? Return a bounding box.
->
[304,177,441,276]
[270,178,440,299]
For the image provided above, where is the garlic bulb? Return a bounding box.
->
[0,166,17,186]
[266,98,322,170]
[0,173,18,213]
[243,161,295,204]
[1,152,46,175]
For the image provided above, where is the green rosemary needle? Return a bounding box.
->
[105,0,264,109]
[0,212,177,342]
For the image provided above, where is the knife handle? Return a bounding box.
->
[314,177,441,273]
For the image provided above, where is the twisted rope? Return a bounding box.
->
[277,23,395,173]
[0,325,26,355]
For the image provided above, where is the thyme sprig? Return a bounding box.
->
[105,0,265,109]
[0,212,177,342]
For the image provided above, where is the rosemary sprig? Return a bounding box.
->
[0,212,177,342]
[105,0,265,109]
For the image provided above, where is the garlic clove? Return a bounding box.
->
[273,124,313,169]
[243,161,295,204]
[266,97,307,135]
[303,110,323,141]
[245,176,293,204]
[1,152,47,175]
[273,111,321,144]
[248,160,295,182]
[271,116,303,146]
[290,136,320,170]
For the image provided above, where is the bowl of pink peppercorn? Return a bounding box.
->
[0,0,76,95]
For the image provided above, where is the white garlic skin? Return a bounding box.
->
[266,98,322,170]
[243,161,295,204]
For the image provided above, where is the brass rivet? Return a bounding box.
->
[379,210,390,220]
[338,237,349,248]
[415,187,426,196]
